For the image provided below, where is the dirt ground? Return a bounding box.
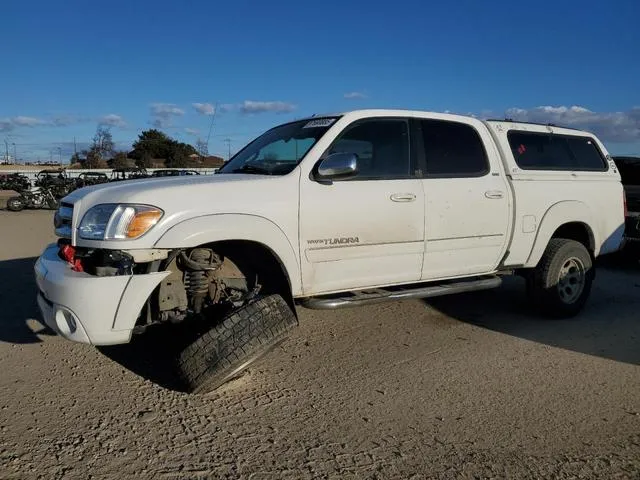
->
[0,210,639,479]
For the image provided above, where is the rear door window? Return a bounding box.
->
[420,119,489,177]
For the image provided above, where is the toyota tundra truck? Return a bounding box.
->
[34,109,626,393]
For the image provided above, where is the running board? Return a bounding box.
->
[298,276,502,310]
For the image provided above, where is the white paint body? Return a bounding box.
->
[34,109,626,345]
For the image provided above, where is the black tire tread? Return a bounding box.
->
[528,238,593,318]
[6,197,24,211]
[177,294,298,393]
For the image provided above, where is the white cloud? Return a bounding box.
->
[0,118,13,132]
[99,114,126,128]
[218,104,236,113]
[151,103,184,116]
[192,103,215,116]
[150,103,185,128]
[184,127,200,136]
[239,100,296,114]
[13,116,46,127]
[0,115,87,131]
[0,116,48,131]
[503,105,640,143]
[344,91,367,99]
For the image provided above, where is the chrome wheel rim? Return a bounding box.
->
[557,257,586,304]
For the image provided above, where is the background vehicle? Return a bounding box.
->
[35,169,77,198]
[613,156,640,247]
[35,168,68,188]
[0,173,31,192]
[75,172,109,188]
[110,167,149,182]
[151,169,201,177]
[7,186,58,211]
[35,109,625,394]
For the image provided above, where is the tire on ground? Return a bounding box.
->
[527,238,594,318]
[177,293,298,394]
[6,197,25,211]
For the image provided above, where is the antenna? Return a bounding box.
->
[224,138,231,160]
[204,102,218,155]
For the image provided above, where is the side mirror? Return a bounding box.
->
[315,152,358,181]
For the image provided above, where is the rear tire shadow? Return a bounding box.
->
[425,272,640,366]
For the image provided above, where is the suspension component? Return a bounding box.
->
[177,248,222,314]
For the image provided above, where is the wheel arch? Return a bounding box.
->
[153,214,302,299]
[525,201,599,268]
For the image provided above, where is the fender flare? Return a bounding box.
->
[525,201,599,267]
[153,214,302,295]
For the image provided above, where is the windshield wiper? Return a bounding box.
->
[230,164,273,175]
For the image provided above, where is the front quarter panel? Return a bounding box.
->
[153,214,303,296]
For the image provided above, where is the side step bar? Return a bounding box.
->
[298,276,502,310]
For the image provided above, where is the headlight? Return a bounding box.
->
[78,204,163,240]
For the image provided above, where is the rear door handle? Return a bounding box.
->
[484,190,504,199]
[390,193,416,202]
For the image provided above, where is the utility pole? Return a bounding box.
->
[224,138,231,160]
[4,139,8,164]
[12,143,16,164]
[204,102,218,155]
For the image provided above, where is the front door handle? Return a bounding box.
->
[390,193,416,202]
[484,190,504,199]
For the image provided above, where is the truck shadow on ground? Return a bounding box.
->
[425,257,640,366]
[2,253,637,390]
[96,327,191,393]
[0,256,55,344]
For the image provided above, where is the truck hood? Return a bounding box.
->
[64,173,267,205]
[65,172,300,249]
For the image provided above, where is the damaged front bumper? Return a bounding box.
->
[34,243,170,345]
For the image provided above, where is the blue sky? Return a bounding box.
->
[2,0,639,162]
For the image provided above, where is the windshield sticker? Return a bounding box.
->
[303,118,336,128]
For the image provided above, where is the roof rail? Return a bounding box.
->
[485,118,583,131]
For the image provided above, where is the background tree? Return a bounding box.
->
[166,142,189,167]
[130,129,171,160]
[92,125,115,160]
[69,152,82,166]
[111,151,132,169]
[136,151,153,169]
[83,148,107,169]
[129,129,197,163]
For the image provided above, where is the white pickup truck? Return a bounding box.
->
[34,109,626,393]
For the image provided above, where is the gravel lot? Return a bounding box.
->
[1,209,639,479]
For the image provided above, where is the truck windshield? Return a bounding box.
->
[217,117,339,175]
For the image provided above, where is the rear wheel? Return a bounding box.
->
[176,293,298,394]
[527,238,594,318]
[6,197,25,211]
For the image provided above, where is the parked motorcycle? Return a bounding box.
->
[0,173,31,192]
[6,186,59,211]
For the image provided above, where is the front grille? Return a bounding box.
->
[54,202,74,239]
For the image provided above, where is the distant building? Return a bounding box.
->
[186,153,226,168]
